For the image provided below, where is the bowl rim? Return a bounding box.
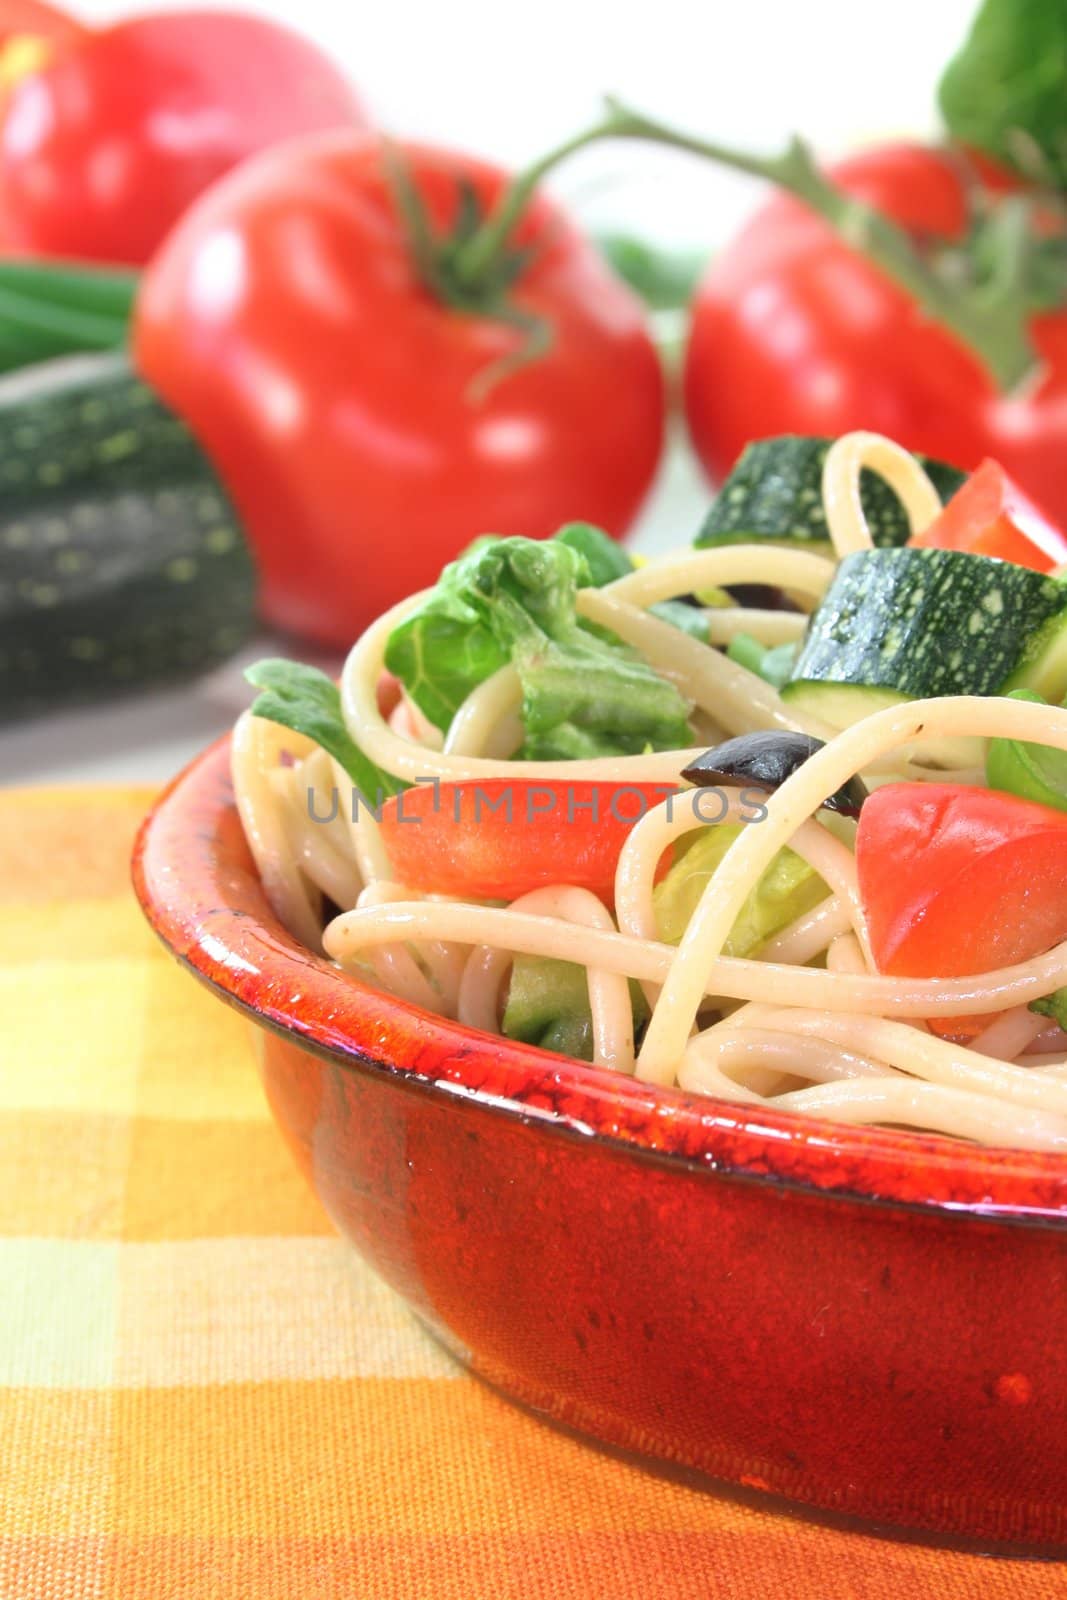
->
[132,735,1067,1229]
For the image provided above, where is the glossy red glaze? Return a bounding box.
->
[133,738,1067,1546]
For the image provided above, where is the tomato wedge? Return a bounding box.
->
[380,780,677,900]
[910,459,1067,573]
[857,783,1067,975]
[856,783,1067,1038]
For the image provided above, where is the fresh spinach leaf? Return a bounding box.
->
[552,521,633,585]
[245,658,406,801]
[595,233,708,312]
[385,535,692,759]
[554,523,710,640]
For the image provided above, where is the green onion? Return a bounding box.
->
[727,632,799,690]
[986,689,1067,813]
[0,259,137,373]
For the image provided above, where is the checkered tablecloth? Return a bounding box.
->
[0,783,1060,1597]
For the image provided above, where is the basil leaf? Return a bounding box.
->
[939,0,1067,187]
[595,233,707,312]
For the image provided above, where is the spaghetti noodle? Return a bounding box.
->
[231,431,1067,1151]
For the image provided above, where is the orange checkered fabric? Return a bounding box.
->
[0,784,1059,1597]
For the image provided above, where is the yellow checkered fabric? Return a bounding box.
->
[0,785,1058,1596]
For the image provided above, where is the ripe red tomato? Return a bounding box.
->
[380,781,676,900]
[684,144,1067,528]
[857,782,1067,980]
[856,781,1067,1039]
[911,459,1067,571]
[0,10,367,265]
[0,0,81,51]
[134,136,665,646]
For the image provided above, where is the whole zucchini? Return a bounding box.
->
[0,352,255,721]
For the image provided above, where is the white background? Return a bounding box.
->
[7,0,977,783]
[72,0,977,248]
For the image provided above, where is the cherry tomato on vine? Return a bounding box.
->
[134,135,665,646]
[684,144,1067,529]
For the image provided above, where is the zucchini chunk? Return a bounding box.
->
[783,547,1067,733]
[696,435,966,557]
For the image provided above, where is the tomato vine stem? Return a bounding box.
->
[454,98,1041,394]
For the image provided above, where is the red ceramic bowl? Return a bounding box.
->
[134,737,1067,1547]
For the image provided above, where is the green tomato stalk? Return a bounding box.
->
[449,98,1044,394]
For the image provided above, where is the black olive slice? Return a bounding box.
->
[674,585,802,611]
[723,583,802,613]
[681,732,868,818]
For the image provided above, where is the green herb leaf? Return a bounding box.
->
[939,0,1067,188]
[382,583,506,733]
[0,258,138,373]
[245,659,406,801]
[385,535,692,758]
[553,525,710,639]
[595,233,707,311]
[552,521,633,586]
